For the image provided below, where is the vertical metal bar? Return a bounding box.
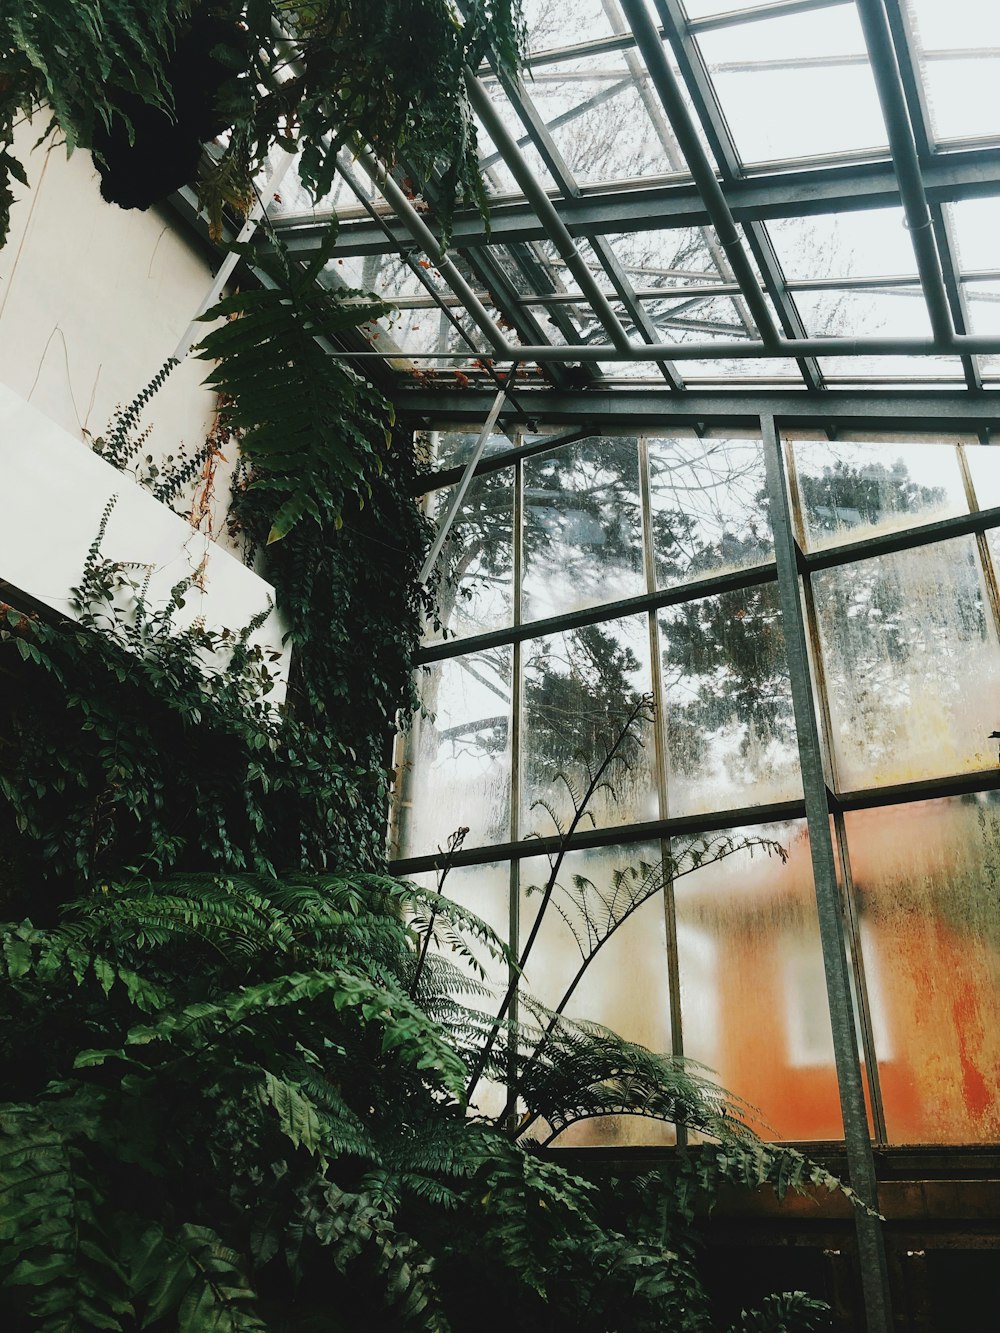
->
[418,372,515,583]
[761,413,892,1333]
[508,451,525,1114]
[640,433,687,1124]
[465,74,634,354]
[853,0,953,345]
[481,49,685,389]
[619,0,781,347]
[654,0,823,389]
[957,443,1000,644]
[832,807,888,1146]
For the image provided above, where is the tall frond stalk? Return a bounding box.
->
[465,695,651,1102]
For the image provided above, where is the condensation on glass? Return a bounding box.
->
[659,582,801,816]
[812,536,1000,789]
[672,821,844,1142]
[521,616,656,835]
[423,473,515,644]
[844,794,1000,1143]
[408,861,513,1122]
[519,843,675,1146]
[397,648,513,857]
[647,435,772,587]
[522,435,645,621]
[790,438,968,551]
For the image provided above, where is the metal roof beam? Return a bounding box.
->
[655,0,822,388]
[854,0,953,342]
[619,0,781,345]
[393,386,1000,428]
[274,151,1000,260]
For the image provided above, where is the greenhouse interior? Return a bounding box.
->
[1,1,998,1330]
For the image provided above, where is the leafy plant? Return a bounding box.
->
[0,864,852,1331]
[1,1,528,248]
[194,235,392,543]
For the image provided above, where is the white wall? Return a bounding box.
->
[0,120,289,695]
[0,384,290,699]
[0,117,238,543]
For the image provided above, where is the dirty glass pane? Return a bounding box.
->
[695,7,886,165]
[398,649,512,856]
[812,537,1000,790]
[958,444,1000,510]
[423,474,515,644]
[659,583,801,816]
[791,439,967,550]
[647,436,771,587]
[518,843,674,1146]
[844,795,1000,1143]
[408,861,512,1122]
[428,428,515,469]
[673,821,844,1142]
[522,436,645,622]
[521,616,656,836]
[907,0,1000,144]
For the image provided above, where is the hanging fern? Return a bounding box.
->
[194,234,393,542]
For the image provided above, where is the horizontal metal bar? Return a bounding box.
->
[834,766,1000,812]
[687,0,850,35]
[803,503,1000,571]
[275,150,1000,258]
[396,387,1000,428]
[391,758,1000,875]
[419,561,779,664]
[390,798,807,876]
[334,333,1000,361]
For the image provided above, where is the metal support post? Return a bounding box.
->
[761,414,893,1333]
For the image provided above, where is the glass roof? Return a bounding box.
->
[270,0,1000,395]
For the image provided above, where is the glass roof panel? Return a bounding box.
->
[945,199,1000,276]
[693,5,888,166]
[906,0,1000,145]
[817,355,965,382]
[473,97,561,197]
[521,50,683,184]
[766,208,917,281]
[521,0,619,51]
[794,287,931,340]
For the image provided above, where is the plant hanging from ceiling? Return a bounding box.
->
[0,0,527,249]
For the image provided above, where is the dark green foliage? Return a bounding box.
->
[1,1,527,246]
[0,869,852,1331]
[194,235,392,543]
[0,485,424,906]
[0,1,187,236]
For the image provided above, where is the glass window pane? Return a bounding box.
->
[767,208,917,282]
[528,51,679,186]
[659,584,801,816]
[648,435,772,587]
[522,436,645,621]
[946,198,1000,274]
[423,474,515,644]
[409,861,512,1121]
[427,428,515,470]
[673,821,844,1141]
[963,444,1000,510]
[907,0,1000,144]
[793,287,931,340]
[845,794,1000,1143]
[522,617,656,835]
[695,7,887,165]
[791,439,968,550]
[812,537,1000,790]
[398,648,513,856]
[518,842,674,1147]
